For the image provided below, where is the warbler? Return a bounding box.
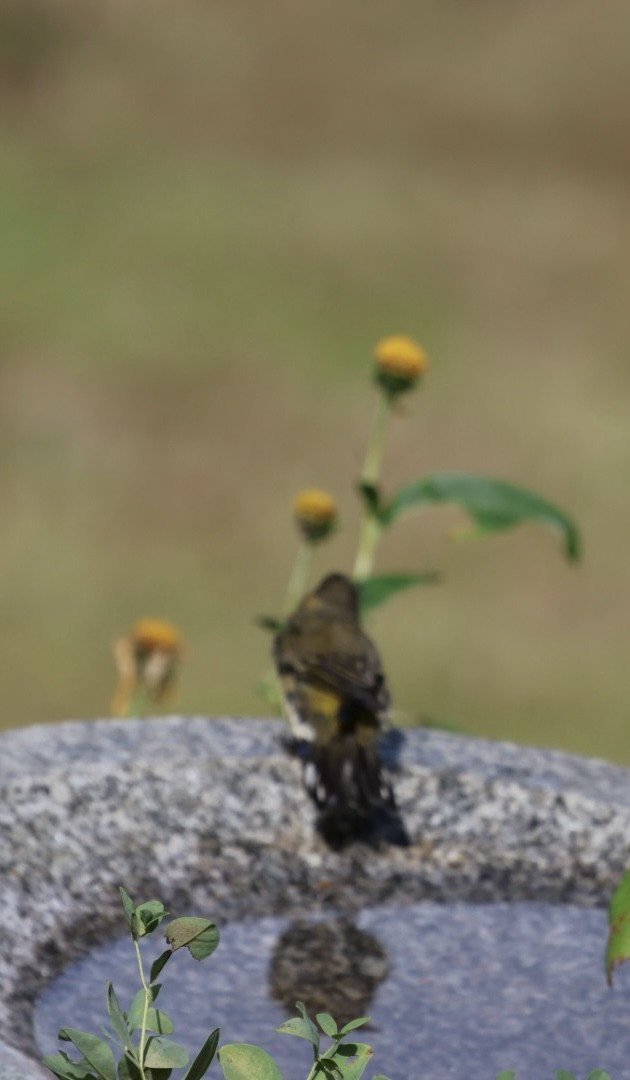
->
[273,572,408,848]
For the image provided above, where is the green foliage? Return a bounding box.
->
[275,1003,388,1080]
[42,888,390,1080]
[378,472,580,561]
[554,1073,612,1080]
[357,572,440,613]
[43,889,220,1080]
[42,883,620,1080]
[218,1044,284,1080]
[605,868,630,986]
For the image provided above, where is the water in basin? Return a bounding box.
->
[36,901,630,1080]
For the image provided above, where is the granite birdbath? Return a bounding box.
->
[2,717,630,1080]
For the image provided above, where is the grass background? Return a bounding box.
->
[1,0,629,761]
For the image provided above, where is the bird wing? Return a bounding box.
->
[275,618,389,716]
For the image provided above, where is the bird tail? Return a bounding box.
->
[303,738,409,850]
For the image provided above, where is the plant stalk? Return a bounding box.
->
[133,937,150,1080]
[353,393,392,580]
[283,538,314,616]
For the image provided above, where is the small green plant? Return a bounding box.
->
[42,887,391,1080]
[606,868,630,987]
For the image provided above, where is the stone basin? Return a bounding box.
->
[2,717,630,1078]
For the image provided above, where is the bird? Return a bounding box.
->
[273,572,408,849]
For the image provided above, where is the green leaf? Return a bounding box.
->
[357,482,383,519]
[255,615,287,633]
[126,988,160,1031]
[313,1064,341,1080]
[142,1009,174,1035]
[586,1073,613,1080]
[150,950,172,984]
[105,984,135,1055]
[608,869,630,925]
[218,1044,285,1080]
[133,901,167,938]
[358,572,439,612]
[320,1042,375,1080]
[606,915,630,986]
[316,1013,338,1038]
[606,870,630,985]
[164,918,220,960]
[42,1052,99,1080]
[382,472,581,561]
[143,1037,188,1069]
[119,888,135,933]
[496,1073,517,1080]
[277,1002,319,1051]
[555,1072,577,1080]
[58,1030,117,1080]
[182,1028,220,1080]
[116,1052,144,1080]
[338,1018,370,1037]
[276,1016,319,1048]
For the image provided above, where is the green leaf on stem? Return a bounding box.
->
[315,1013,338,1038]
[320,1041,375,1080]
[382,472,581,561]
[358,572,440,612]
[338,1018,370,1037]
[182,1027,220,1080]
[105,983,135,1054]
[57,1030,117,1080]
[42,1051,99,1080]
[115,1057,144,1080]
[143,1036,188,1069]
[164,918,220,960]
[606,869,630,985]
[495,1073,517,1080]
[119,888,135,932]
[277,1002,319,1051]
[133,1008,173,1036]
[218,1044,284,1080]
[150,949,172,984]
[126,987,160,1031]
[133,901,167,938]
[357,482,384,520]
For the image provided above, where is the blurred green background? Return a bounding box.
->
[1,0,628,761]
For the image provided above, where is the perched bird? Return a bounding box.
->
[273,572,408,848]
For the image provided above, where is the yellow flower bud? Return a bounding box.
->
[132,618,182,655]
[293,488,338,543]
[374,334,429,397]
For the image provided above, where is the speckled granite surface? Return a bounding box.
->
[2,716,630,1077]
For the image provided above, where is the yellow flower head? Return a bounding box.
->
[374,334,428,397]
[293,488,338,542]
[132,618,182,656]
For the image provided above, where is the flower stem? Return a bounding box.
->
[353,394,392,580]
[283,538,314,616]
[133,937,150,1080]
